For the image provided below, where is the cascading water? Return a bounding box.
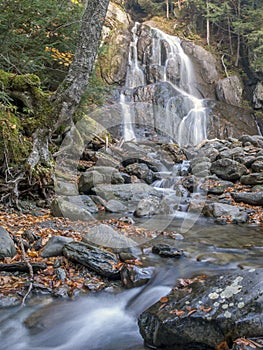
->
[120,24,209,146]
[121,22,145,142]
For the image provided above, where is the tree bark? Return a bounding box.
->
[53,0,110,130]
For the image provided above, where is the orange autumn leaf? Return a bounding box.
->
[160,297,169,303]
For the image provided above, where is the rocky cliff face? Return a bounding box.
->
[96,3,261,143]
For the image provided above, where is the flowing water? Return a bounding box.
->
[121,24,209,146]
[0,218,262,350]
[1,23,262,350]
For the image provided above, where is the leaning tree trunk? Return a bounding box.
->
[26,0,110,168]
[53,0,110,130]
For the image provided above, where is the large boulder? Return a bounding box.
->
[78,166,124,194]
[240,172,263,185]
[82,223,136,248]
[50,197,95,222]
[138,269,263,349]
[216,75,243,107]
[93,183,162,210]
[0,227,17,259]
[210,159,247,181]
[232,191,263,206]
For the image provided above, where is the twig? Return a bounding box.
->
[19,237,34,306]
[221,54,229,78]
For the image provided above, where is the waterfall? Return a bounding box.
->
[120,23,209,146]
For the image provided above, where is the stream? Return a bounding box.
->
[0,216,262,350]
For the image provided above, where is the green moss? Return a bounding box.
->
[0,110,32,167]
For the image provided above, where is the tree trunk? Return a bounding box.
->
[235,0,241,67]
[53,0,110,130]
[166,0,169,19]
[206,0,210,46]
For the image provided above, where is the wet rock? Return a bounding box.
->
[240,173,263,185]
[152,244,183,258]
[125,163,155,184]
[0,226,17,259]
[83,224,136,248]
[231,192,263,206]
[63,241,121,279]
[138,269,263,349]
[202,203,245,222]
[41,236,74,258]
[134,197,160,217]
[93,183,161,210]
[210,159,247,181]
[0,294,21,308]
[121,265,155,288]
[105,199,127,213]
[50,197,95,222]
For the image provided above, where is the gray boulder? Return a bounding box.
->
[211,159,247,181]
[41,236,74,258]
[216,75,243,107]
[83,223,136,248]
[232,191,263,206]
[202,203,246,223]
[252,160,263,173]
[78,166,124,194]
[240,173,263,185]
[50,197,95,222]
[0,227,17,259]
[93,183,161,210]
[104,199,127,213]
[138,269,263,349]
[134,197,160,217]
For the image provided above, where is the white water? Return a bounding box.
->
[120,24,209,146]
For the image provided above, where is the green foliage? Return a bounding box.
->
[0,0,83,90]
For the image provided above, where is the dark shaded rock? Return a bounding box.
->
[239,135,263,148]
[219,147,244,160]
[207,180,233,195]
[121,265,155,288]
[63,241,121,279]
[125,163,155,184]
[240,173,263,185]
[50,197,95,222]
[138,269,263,349]
[83,224,136,248]
[152,244,183,258]
[0,226,17,259]
[134,197,160,217]
[252,160,263,173]
[105,199,127,213]
[41,236,74,258]
[211,159,247,181]
[232,192,263,206]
